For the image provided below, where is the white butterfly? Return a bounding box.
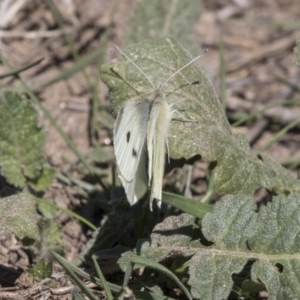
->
[113,46,203,210]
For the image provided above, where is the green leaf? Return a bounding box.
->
[126,0,200,55]
[36,218,64,257]
[188,250,248,299]
[124,254,193,300]
[294,36,300,66]
[81,199,146,261]
[241,279,265,293]
[162,192,212,218]
[52,250,177,300]
[92,255,113,300]
[118,214,198,298]
[87,148,115,164]
[0,58,43,79]
[37,198,57,219]
[0,91,46,187]
[28,165,56,191]
[151,213,195,247]
[27,259,53,281]
[203,194,300,253]
[251,259,299,300]
[189,193,300,299]
[100,36,293,196]
[118,214,197,271]
[0,193,39,243]
[256,152,300,194]
[119,194,300,299]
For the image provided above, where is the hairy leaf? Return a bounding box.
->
[117,194,300,299]
[118,214,197,269]
[151,213,195,247]
[0,91,46,188]
[203,194,300,253]
[189,250,248,299]
[256,152,300,194]
[29,166,56,191]
[35,218,64,258]
[0,193,39,243]
[27,259,53,280]
[100,36,297,196]
[191,194,300,299]
[118,214,197,298]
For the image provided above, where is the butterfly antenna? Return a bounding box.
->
[115,46,156,90]
[160,49,208,88]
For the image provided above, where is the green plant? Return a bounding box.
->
[1,1,300,299]
[95,35,300,300]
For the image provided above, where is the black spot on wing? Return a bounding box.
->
[127,131,131,143]
[132,148,137,157]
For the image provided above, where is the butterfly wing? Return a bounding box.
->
[114,96,151,182]
[114,96,151,204]
[118,144,148,205]
[147,94,172,209]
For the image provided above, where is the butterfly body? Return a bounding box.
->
[147,92,173,207]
